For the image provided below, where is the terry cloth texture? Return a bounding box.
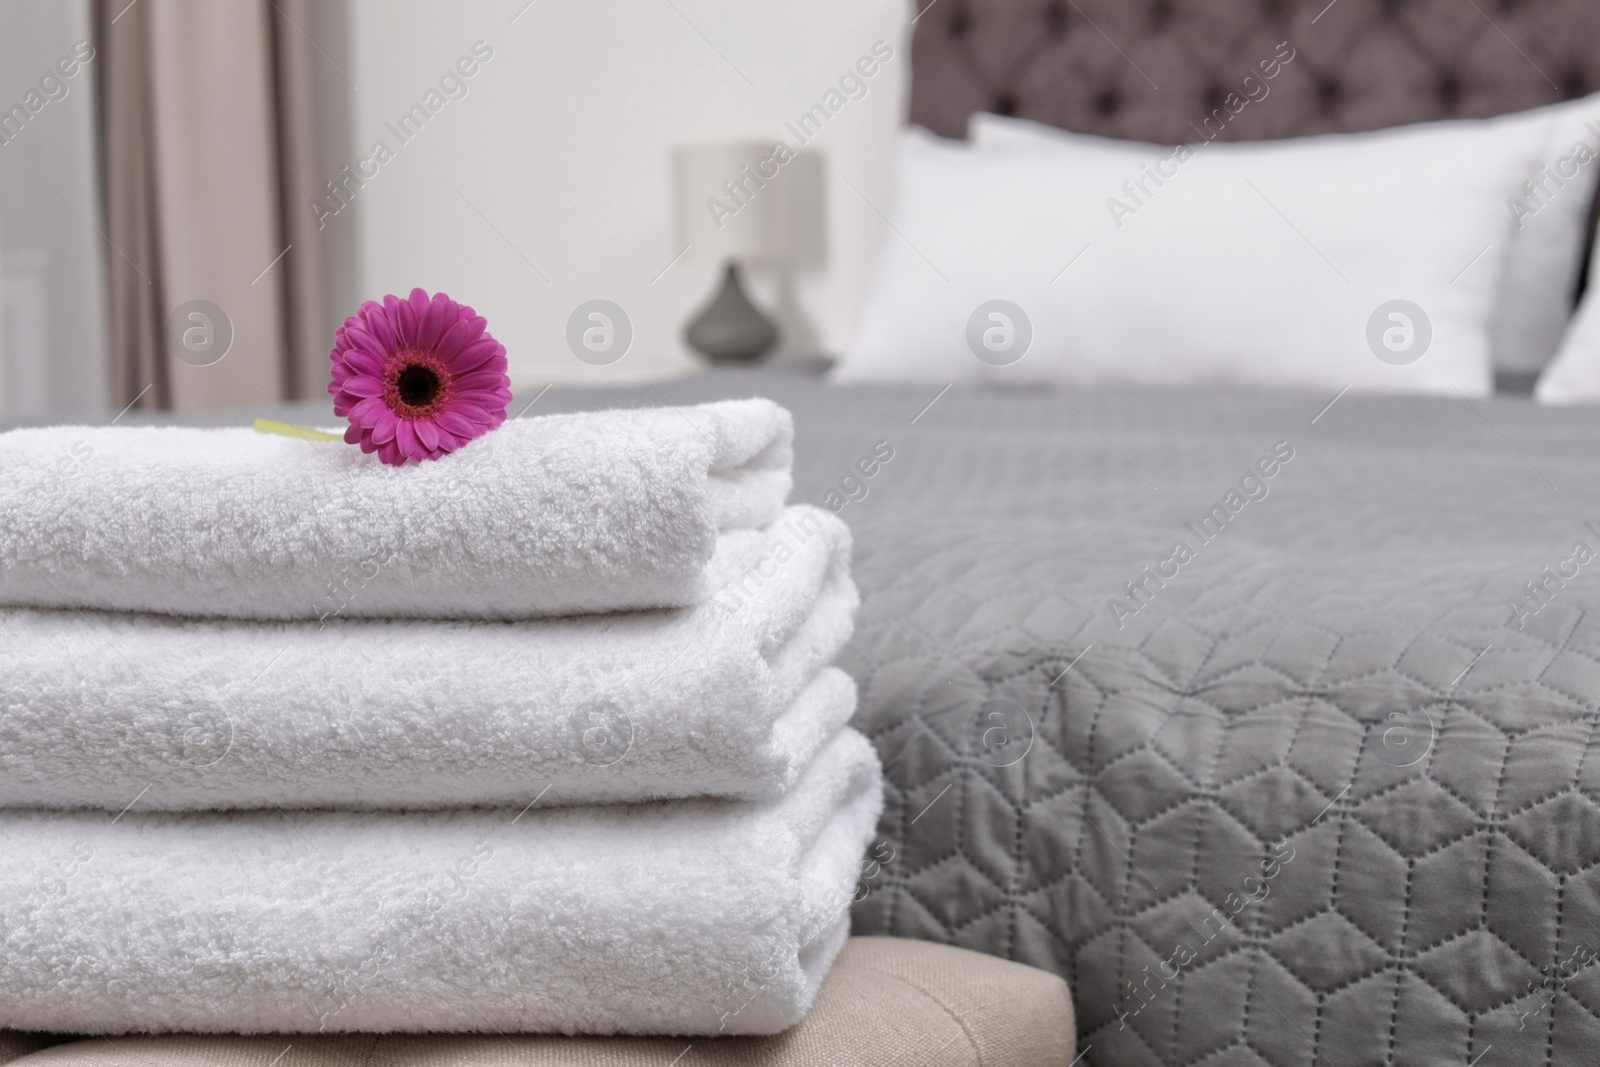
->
[0,939,1076,1066]
[0,730,883,1037]
[0,398,792,620]
[0,507,852,811]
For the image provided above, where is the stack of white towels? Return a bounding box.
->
[0,398,882,1037]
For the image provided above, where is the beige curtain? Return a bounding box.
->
[94,0,167,410]
[95,0,352,412]
[270,0,357,402]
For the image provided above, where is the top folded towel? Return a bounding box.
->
[0,398,793,620]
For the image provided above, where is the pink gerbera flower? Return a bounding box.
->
[327,289,511,465]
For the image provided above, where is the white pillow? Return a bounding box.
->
[836,118,1562,395]
[1489,99,1600,379]
[1535,255,1600,402]
[973,103,1600,383]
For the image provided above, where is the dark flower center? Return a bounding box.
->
[395,363,442,407]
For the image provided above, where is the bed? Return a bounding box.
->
[499,367,1596,1066]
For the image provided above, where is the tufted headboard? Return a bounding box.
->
[909,0,1600,143]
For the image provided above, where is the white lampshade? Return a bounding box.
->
[672,140,790,262]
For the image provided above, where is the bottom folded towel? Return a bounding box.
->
[0,729,883,1037]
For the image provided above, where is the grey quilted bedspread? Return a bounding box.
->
[149,372,1600,1065]
[540,371,1600,1067]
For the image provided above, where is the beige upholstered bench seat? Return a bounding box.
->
[0,938,1075,1067]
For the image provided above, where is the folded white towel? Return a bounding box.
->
[0,398,793,620]
[0,727,882,1036]
[0,505,855,810]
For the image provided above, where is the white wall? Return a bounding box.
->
[343,0,909,388]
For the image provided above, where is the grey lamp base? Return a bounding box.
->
[684,261,779,364]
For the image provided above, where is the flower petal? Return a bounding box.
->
[395,419,421,458]
[434,318,478,362]
[456,382,510,400]
[414,418,440,451]
[453,369,509,393]
[416,292,451,351]
[458,388,513,411]
[342,375,385,398]
[349,396,388,424]
[344,326,388,361]
[449,338,501,374]
[434,410,478,439]
[368,410,399,444]
[389,294,418,346]
[448,401,495,426]
[340,348,385,378]
[377,438,403,466]
[361,302,398,353]
[408,289,430,331]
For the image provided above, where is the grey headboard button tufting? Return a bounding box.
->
[909,0,1600,144]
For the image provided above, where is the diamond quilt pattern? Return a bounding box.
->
[845,538,1600,1065]
[727,380,1600,1067]
[537,376,1600,1066]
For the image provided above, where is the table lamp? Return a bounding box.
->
[672,141,787,363]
